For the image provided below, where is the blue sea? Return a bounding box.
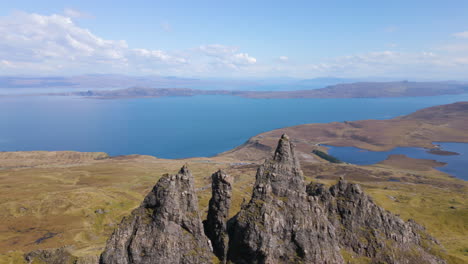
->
[1,94,468,165]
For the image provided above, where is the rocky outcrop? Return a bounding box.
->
[25,247,78,264]
[24,247,99,264]
[226,134,445,264]
[98,135,446,264]
[99,165,213,264]
[203,170,232,262]
[307,178,445,264]
[227,134,343,263]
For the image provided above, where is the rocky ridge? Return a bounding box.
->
[49,135,446,264]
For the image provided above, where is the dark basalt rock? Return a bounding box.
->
[99,165,213,264]
[203,170,232,262]
[227,134,445,264]
[307,178,445,264]
[227,134,343,263]
[98,134,446,264]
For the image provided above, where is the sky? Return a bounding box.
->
[1,0,468,79]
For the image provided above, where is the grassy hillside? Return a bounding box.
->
[1,102,467,263]
[0,150,466,263]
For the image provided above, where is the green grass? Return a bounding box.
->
[0,153,466,263]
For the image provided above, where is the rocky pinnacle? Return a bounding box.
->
[99,165,213,264]
[203,170,232,263]
[227,134,343,263]
[98,135,447,264]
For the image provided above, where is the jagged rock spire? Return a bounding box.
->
[227,134,343,263]
[273,134,299,166]
[203,170,232,263]
[253,133,304,199]
[100,165,213,264]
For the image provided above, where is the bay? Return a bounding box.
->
[1,94,468,160]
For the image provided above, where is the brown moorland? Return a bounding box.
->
[0,102,467,263]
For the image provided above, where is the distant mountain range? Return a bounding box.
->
[0,74,429,91]
[32,80,468,99]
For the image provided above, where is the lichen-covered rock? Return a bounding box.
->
[99,165,213,264]
[227,134,343,263]
[25,247,78,264]
[307,178,446,264]
[203,170,232,262]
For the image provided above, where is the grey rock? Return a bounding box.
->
[99,165,213,264]
[226,134,445,264]
[25,247,78,264]
[307,177,446,264]
[24,247,98,264]
[203,170,232,262]
[97,135,446,264]
[227,134,343,263]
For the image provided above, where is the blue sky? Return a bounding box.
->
[1,0,468,79]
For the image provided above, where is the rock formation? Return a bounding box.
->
[203,170,232,262]
[227,134,343,263]
[98,135,446,264]
[307,178,445,264]
[99,165,213,264]
[226,134,444,263]
[25,247,99,264]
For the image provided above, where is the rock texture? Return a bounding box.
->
[307,178,445,264]
[227,134,343,263]
[25,247,99,264]
[99,165,213,264]
[98,135,446,264]
[25,247,78,264]
[203,170,232,262]
[226,134,445,264]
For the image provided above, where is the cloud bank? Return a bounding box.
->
[1,11,468,79]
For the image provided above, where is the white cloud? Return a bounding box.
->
[197,44,256,69]
[278,56,289,62]
[2,11,468,79]
[453,31,468,39]
[0,11,255,76]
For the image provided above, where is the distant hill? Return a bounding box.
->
[4,79,468,99]
[239,81,468,98]
[62,81,468,99]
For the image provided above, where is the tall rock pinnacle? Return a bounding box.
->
[227,135,343,263]
[253,134,305,199]
[99,165,213,264]
[203,170,232,263]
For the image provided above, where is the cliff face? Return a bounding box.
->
[99,165,213,264]
[97,135,446,264]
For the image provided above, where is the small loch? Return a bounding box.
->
[324,142,468,180]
